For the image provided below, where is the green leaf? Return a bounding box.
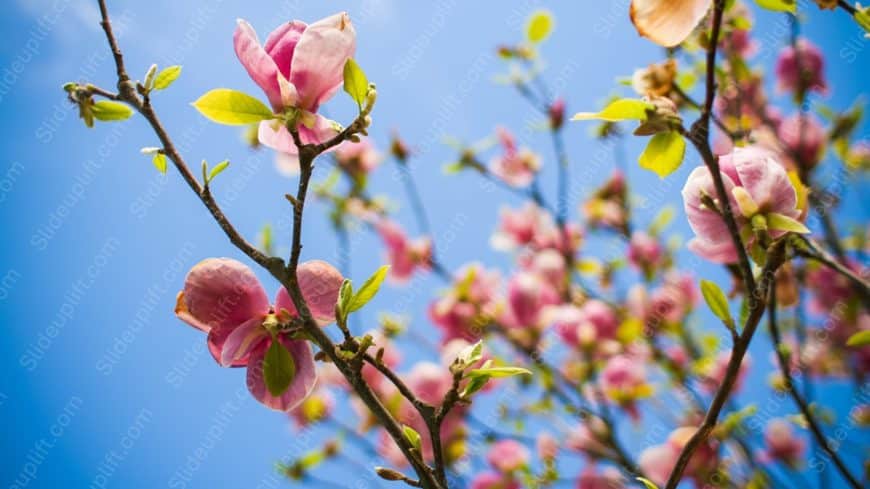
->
[263,339,296,397]
[337,279,353,321]
[856,8,870,36]
[572,98,653,122]
[402,425,421,451]
[767,213,810,234]
[460,374,490,398]
[152,153,167,174]
[347,265,389,313]
[700,279,733,327]
[452,340,483,372]
[207,160,230,183]
[153,65,182,90]
[526,10,554,43]
[753,0,796,13]
[342,58,369,110]
[192,88,274,125]
[636,477,660,489]
[638,131,685,178]
[846,330,870,348]
[468,366,532,378]
[649,206,675,235]
[91,100,133,121]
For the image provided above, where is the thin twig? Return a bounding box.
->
[767,284,862,489]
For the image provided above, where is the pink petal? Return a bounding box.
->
[275,260,344,326]
[234,19,283,111]
[219,317,268,367]
[289,12,356,111]
[687,236,738,264]
[264,21,307,80]
[246,336,317,412]
[176,258,270,333]
[729,147,798,218]
[630,0,711,47]
[681,166,738,244]
[257,114,340,155]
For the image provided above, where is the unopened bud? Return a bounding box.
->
[144,64,158,91]
[375,467,406,481]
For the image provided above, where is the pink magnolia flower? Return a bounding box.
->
[600,354,650,418]
[487,439,530,473]
[430,263,503,342]
[553,299,620,347]
[335,137,381,176]
[682,146,804,264]
[520,248,567,291]
[488,128,542,187]
[778,113,826,169]
[234,14,356,157]
[775,39,828,95]
[627,230,664,275]
[470,472,520,489]
[577,465,625,489]
[175,258,342,411]
[630,0,711,47]
[537,432,559,461]
[376,219,432,283]
[502,271,560,329]
[583,171,628,232]
[762,419,806,466]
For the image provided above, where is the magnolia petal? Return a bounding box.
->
[681,166,738,244]
[257,114,340,155]
[264,20,307,79]
[275,260,344,326]
[630,0,711,47]
[729,147,799,219]
[177,258,269,332]
[289,12,356,110]
[687,236,738,264]
[234,19,283,111]
[246,337,317,412]
[219,317,268,367]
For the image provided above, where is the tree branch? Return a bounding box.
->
[766,284,862,489]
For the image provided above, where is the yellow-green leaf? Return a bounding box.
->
[91,100,133,121]
[638,131,685,178]
[700,279,733,326]
[846,330,870,348]
[192,88,274,125]
[636,477,660,489]
[468,366,532,378]
[342,58,369,110]
[767,212,810,234]
[526,10,554,43]
[263,339,296,397]
[348,265,389,313]
[207,160,229,183]
[153,65,182,90]
[572,98,653,122]
[152,153,167,174]
[753,0,796,13]
[403,425,422,451]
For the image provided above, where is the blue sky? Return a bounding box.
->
[1,1,868,488]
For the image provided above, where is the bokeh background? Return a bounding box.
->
[1,0,867,488]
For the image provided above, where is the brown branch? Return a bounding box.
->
[93,1,443,487]
[663,240,787,489]
[766,284,862,489]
